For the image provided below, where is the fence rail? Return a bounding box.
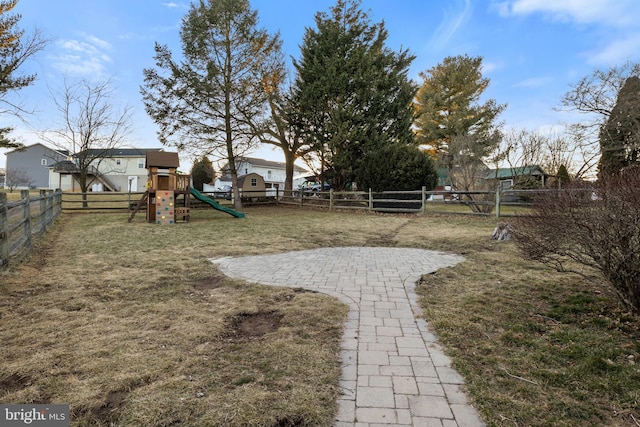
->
[57,187,543,216]
[1,190,62,270]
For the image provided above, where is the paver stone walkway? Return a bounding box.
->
[212,247,485,427]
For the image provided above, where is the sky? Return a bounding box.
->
[2,0,640,171]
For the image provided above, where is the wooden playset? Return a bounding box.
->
[128,151,191,224]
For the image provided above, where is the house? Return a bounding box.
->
[485,165,548,190]
[4,143,69,189]
[5,144,171,191]
[214,157,308,192]
[50,148,164,192]
[0,168,5,188]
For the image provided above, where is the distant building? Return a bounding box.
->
[4,143,68,189]
[5,143,166,191]
[214,157,308,192]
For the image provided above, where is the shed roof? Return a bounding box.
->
[485,165,546,179]
[146,151,180,168]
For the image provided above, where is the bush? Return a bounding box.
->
[515,169,640,313]
[191,156,215,191]
[355,143,437,192]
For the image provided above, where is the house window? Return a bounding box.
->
[245,168,248,174]
[138,159,145,169]
[116,159,122,166]
[41,159,47,166]
[267,170,272,179]
[250,178,257,187]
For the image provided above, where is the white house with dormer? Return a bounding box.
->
[213,157,308,192]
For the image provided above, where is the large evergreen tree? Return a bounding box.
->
[191,155,215,191]
[414,55,505,158]
[0,0,47,148]
[141,0,280,209]
[598,76,640,175]
[290,0,416,190]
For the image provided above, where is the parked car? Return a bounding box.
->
[297,180,331,193]
[213,185,232,200]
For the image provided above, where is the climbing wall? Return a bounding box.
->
[155,191,175,225]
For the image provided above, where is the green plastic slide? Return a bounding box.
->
[189,187,246,218]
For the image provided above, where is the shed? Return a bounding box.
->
[238,172,265,197]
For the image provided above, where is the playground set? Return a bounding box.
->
[128,151,244,224]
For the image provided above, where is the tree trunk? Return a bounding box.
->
[284,149,295,193]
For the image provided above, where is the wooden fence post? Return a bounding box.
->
[329,189,334,210]
[0,193,8,269]
[21,190,32,251]
[46,190,54,228]
[421,186,427,214]
[368,188,373,212]
[495,187,501,218]
[39,190,47,233]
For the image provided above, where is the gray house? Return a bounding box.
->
[4,143,68,189]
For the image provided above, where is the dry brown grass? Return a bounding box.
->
[1,206,638,426]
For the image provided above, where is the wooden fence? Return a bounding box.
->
[275,187,537,216]
[58,187,538,215]
[0,190,62,270]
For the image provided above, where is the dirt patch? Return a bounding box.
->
[0,373,31,395]
[271,415,307,427]
[191,275,224,291]
[72,388,132,426]
[228,311,283,339]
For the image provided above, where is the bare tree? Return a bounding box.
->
[500,129,583,180]
[4,167,31,192]
[558,61,640,178]
[447,133,501,214]
[41,78,132,205]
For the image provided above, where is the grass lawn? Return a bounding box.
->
[1,206,638,426]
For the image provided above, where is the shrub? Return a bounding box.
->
[515,168,640,313]
[191,156,215,191]
[355,143,437,192]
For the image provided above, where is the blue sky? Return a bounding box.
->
[3,0,640,169]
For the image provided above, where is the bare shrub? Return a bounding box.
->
[515,168,640,313]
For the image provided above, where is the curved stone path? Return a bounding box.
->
[212,247,485,427]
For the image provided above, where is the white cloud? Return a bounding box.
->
[162,2,178,7]
[51,34,112,77]
[514,76,553,87]
[495,0,640,67]
[497,0,640,28]
[586,33,640,65]
[481,61,504,74]
[427,0,472,51]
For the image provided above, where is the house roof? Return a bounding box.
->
[223,156,308,174]
[5,142,69,157]
[146,151,180,168]
[237,172,263,186]
[485,165,546,179]
[78,148,162,158]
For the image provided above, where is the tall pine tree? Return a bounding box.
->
[141,0,281,209]
[414,55,505,158]
[290,0,416,190]
[0,0,47,148]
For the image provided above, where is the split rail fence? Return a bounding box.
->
[56,187,537,216]
[0,190,62,270]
